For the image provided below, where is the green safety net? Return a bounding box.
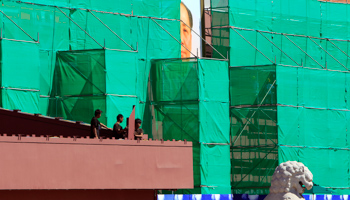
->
[52,50,138,96]
[211,0,350,69]
[277,65,350,195]
[1,89,40,114]
[2,0,180,19]
[0,40,40,114]
[1,40,40,90]
[50,49,140,128]
[212,27,350,69]
[278,146,350,194]
[0,0,180,119]
[230,64,350,194]
[230,65,278,194]
[200,144,231,194]
[0,2,69,50]
[0,1,68,106]
[211,0,350,38]
[212,0,350,193]
[148,58,231,194]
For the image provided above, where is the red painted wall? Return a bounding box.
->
[0,190,156,200]
[0,136,193,190]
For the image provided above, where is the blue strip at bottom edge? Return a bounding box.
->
[158,194,350,200]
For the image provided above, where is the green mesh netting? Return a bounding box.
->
[0,40,40,113]
[277,66,350,195]
[211,1,350,193]
[211,0,350,69]
[0,0,180,117]
[149,58,231,194]
[230,64,350,194]
[211,0,350,38]
[49,49,140,128]
[2,0,180,19]
[230,65,277,194]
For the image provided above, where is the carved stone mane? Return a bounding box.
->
[264,161,313,200]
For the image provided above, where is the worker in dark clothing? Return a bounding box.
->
[134,118,144,140]
[113,114,126,139]
[90,109,109,139]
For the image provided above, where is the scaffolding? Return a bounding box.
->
[210,0,350,195]
[3,0,350,195]
[49,49,141,128]
[0,6,41,114]
[0,0,232,196]
[230,63,350,194]
[210,0,350,68]
[147,58,231,194]
[0,0,182,122]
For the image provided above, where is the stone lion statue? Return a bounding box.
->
[264,161,313,200]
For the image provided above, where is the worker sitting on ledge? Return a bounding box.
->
[113,114,126,139]
[134,118,144,140]
[90,109,110,139]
